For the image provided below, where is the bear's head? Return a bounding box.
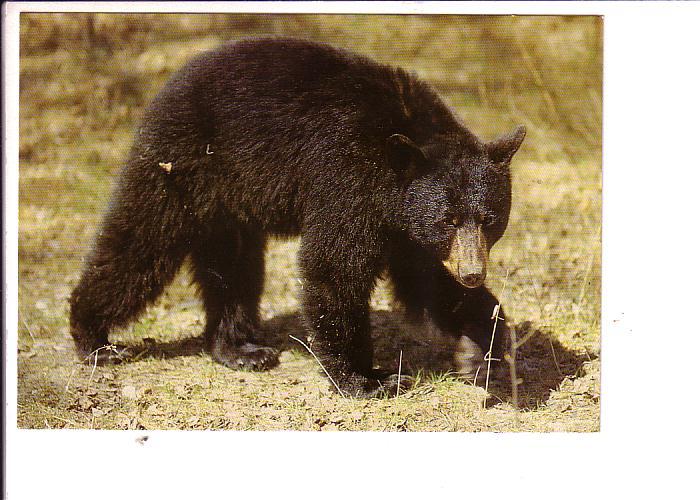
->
[388,125,526,288]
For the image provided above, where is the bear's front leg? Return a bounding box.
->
[301,279,412,398]
[299,228,413,398]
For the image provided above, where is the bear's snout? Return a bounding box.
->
[442,224,488,288]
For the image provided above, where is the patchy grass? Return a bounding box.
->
[17,13,601,431]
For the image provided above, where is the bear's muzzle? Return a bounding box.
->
[442,223,488,288]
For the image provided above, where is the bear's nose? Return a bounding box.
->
[461,273,484,288]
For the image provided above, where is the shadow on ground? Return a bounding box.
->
[487,322,595,409]
[128,310,592,410]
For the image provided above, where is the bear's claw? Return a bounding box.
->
[210,342,280,371]
[79,344,134,365]
[338,371,415,399]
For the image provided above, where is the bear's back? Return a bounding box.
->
[126,38,470,234]
[143,38,463,158]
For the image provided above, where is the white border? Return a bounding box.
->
[2,1,605,15]
[3,0,21,481]
[5,2,700,499]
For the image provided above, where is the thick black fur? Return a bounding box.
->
[70,38,524,398]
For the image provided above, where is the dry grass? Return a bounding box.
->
[17,13,601,431]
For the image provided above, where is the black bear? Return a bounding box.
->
[70,38,525,398]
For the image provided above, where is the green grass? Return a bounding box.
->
[17,13,601,431]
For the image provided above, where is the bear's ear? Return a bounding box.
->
[386,133,428,184]
[486,125,526,166]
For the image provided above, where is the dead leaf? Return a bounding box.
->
[349,411,364,421]
[117,416,131,429]
[174,384,189,398]
[224,409,240,420]
[145,404,161,415]
[121,385,138,400]
[78,396,95,411]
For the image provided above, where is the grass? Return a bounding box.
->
[17,13,601,431]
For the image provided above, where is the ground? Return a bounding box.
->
[17,14,601,431]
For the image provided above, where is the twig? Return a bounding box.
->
[19,309,36,340]
[397,350,403,398]
[437,407,455,431]
[65,366,78,393]
[507,324,520,425]
[65,344,120,392]
[289,335,346,398]
[472,365,481,387]
[549,338,563,377]
[513,327,540,350]
[577,223,601,307]
[50,415,81,428]
[484,269,510,396]
[90,347,100,382]
[86,344,119,383]
[484,304,501,397]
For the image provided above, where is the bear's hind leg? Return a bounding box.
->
[69,210,190,364]
[191,223,279,371]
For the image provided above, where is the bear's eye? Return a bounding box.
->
[443,215,461,227]
[481,214,495,227]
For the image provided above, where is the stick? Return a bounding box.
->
[289,335,346,398]
[484,269,510,396]
[397,350,403,398]
[507,325,520,425]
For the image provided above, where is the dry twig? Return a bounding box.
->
[289,335,346,398]
[396,349,403,398]
[484,269,510,396]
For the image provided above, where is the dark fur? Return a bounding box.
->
[70,38,524,397]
